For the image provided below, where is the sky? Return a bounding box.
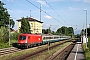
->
[1,0,90,34]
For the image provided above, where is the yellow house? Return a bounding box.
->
[17,17,43,34]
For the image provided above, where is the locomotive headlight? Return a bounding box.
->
[25,39,27,43]
[38,38,40,40]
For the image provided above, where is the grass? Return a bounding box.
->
[29,42,71,60]
[83,37,90,60]
[0,41,71,60]
[0,39,17,49]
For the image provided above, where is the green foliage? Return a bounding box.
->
[88,37,90,50]
[42,29,46,34]
[0,1,15,28]
[43,26,74,36]
[80,29,85,35]
[0,27,8,43]
[0,28,20,48]
[56,28,62,35]
[42,29,48,34]
[83,37,90,60]
[61,26,67,34]
[20,17,31,33]
[10,32,20,40]
[68,27,74,35]
[0,42,10,49]
[51,31,56,35]
[56,26,67,35]
[74,34,80,38]
[81,28,90,36]
[87,28,90,36]
[56,26,74,36]
[42,28,51,34]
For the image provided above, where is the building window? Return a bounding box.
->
[30,23,33,27]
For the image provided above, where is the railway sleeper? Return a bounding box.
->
[45,42,76,60]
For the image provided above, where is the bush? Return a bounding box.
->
[87,37,90,50]
[0,43,10,49]
[0,27,9,43]
[83,37,90,60]
[10,32,20,40]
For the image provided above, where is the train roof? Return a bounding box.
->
[19,33,42,36]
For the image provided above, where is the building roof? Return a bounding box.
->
[17,17,43,23]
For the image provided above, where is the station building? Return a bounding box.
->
[17,17,43,34]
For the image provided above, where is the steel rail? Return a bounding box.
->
[10,40,70,60]
[0,47,21,56]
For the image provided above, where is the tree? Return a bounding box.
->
[67,27,74,36]
[42,28,51,34]
[75,34,80,38]
[48,27,51,33]
[0,1,15,28]
[56,26,74,36]
[51,31,55,35]
[84,28,90,36]
[56,26,67,35]
[20,17,31,33]
[56,28,62,35]
[87,28,90,36]
[42,29,46,34]
[80,29,85,35]
[0,27,8,43]
[61,26,66,35]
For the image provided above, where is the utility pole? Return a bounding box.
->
[9,18,10,46]
[30,10,31,18]
[40,4,41,21]
[84,9,88,48]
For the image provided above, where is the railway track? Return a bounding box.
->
[0,40,69,57]
[0,47,22,56]
[10,40,74,60]
[45,42,75,60]
[0,39,77,60]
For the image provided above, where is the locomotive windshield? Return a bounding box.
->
[20,36,26,40]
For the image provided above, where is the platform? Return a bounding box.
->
[67,42,85,60]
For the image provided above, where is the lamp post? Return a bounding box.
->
[84,9,87,48]
[9,18,10,46]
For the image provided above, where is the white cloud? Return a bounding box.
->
[75,0,90,3]
[34,0,64,6]
[87,24,90,28]
[84,0,90,3]
[46,24,50,26]
[35,0,46,6]
[47,0,65,2]
[44,15,53,19]
[69,7,79,10]
[7,0,14,2]
[75,0,81,2]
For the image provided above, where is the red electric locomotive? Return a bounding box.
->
[13,33,42,48]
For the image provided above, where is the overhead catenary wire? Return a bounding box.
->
[44,0,79,27]
[7,0,75,27]
[4,0,30,19]
[25,0,64,25]
[44,0,59,17]
[7,0,78,29]
[44,0,70,26]
[7,8,26,16]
